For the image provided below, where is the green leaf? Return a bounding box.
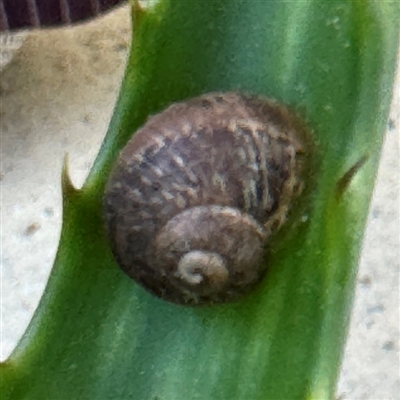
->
[2,1,398,399]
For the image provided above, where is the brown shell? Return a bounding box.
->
[103,92,307,305]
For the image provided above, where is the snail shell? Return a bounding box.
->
[103,92,308,305]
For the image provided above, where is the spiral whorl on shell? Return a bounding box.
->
[103,92,307,305]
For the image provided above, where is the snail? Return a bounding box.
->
[103,92,310,305]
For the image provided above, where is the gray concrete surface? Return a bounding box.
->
[1,6,399,399]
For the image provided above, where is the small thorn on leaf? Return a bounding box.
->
[62,154,77,195]
[336,155,369,199]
